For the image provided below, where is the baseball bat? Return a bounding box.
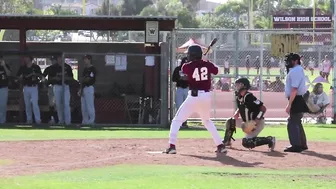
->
[203,38,218,56]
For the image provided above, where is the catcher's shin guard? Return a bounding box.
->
[242,137,271,149]
[223,118,236,146]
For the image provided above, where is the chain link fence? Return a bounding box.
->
[173,28,334,123]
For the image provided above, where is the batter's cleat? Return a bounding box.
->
[215,144,227,154]
[163,146,176,154]
[268,136,276,152]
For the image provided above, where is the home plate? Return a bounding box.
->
[147,151,164,154]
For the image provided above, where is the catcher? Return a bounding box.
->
[223,78,276,151]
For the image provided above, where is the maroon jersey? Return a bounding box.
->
[182,60,219,91]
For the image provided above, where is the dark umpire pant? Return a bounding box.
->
[287,96,308,147]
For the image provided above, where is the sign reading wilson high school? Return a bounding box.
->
[273,16,332,22]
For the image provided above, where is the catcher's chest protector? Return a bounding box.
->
[237,93,252,122]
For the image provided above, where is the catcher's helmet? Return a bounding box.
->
[187,45,203,61]
[234,77,251,92]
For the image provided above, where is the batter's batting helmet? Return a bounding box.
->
[187,45,203,61]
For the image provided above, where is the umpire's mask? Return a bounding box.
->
[285,53,301,73]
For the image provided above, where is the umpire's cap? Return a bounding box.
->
[235,77,251,90]
[187,45,203,60]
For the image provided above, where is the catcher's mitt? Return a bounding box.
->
[241,120,257,134]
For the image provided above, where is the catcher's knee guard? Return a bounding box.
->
[242,137,271,149]
[223,118,236,146]
[242,138,256,149]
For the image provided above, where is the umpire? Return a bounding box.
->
[284,53,308,153]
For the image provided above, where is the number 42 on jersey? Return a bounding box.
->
[192,67,208,81]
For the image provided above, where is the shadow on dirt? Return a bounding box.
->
[181,154,263,167]
[302,150,336,161]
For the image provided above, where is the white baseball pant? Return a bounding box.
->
[169,90,223,146]
[23,86,41,124]
[81,86,95,124]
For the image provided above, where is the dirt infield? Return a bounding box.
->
[192,91,333,118]
[0,139,335,177]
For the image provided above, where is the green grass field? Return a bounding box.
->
[0,125,335,189]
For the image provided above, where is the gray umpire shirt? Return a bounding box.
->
[285,65,307,98]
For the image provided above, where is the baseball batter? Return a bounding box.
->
[163,45,227,154]
[16,56,43,124]
[223,78,276,151]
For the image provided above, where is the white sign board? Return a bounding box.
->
[115,55,127,71]
[145,21,159,43]
[105,55,115,66]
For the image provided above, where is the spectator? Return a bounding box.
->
[269,77,285,92]
[321,55,331,81]
[305,83,329,123]
[254,56,260,74]
[279,58,286,79]
[267,56,274,79]
[305,57,315,76]
[245,55,250,77]
[223,56,230,74]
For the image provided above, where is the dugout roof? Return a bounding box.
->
[0,15,176,31]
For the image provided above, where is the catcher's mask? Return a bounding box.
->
[234,77,251,96]
[285,53,301,72]
[187,45,203,61]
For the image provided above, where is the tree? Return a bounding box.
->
[140,0,199,28]
[119,0,153,15]
[181,0,200,11]
[0,0,33,14]
[48,4,78,15]
[198,14,239,29]
[215,0,248,16]
[96,0,120,16]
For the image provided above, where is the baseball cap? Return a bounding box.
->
[83,54,92,60]
[50,55,57,60]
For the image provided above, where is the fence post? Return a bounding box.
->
[61,52,65,127]
[169,29,177,124]
[332,2,336,123]
[259,31,264,101]
[160,42,169,126]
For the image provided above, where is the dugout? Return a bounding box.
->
[0,15,176,126]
